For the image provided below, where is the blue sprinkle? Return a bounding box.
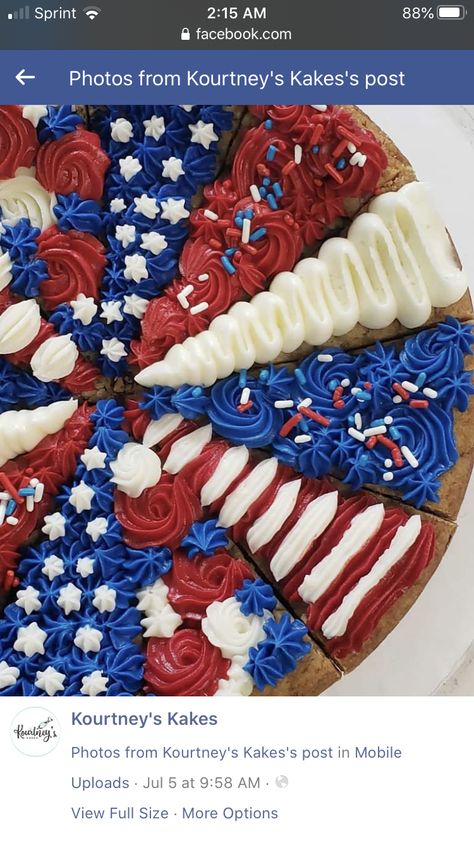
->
[312,145,320,154]
[250,227,267,242]
[267,194,278,210]
[273,182,283,198]
[6,499,16,516]
[264,119,273,129]
[244,208,254,219]
[299,418,310,433]
[295,368,306,385]
[348,414,355,425]
[389,426,401,440]
[263,177,271,186]
[220,256,236,275]
[357,390,372,402]
[19,487,35,497]
[416,372,427,387]
[234,216,243,228]
[239,369,247,388]
[336,157,347,170]
[266,144,277,161]
[259,187,267,198]
[328,378,339,391]
[225,247,237,256]
[192,387,203,398]
[371,418,385,427]
[259,369,269,382]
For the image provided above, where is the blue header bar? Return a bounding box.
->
[1,50,473,104]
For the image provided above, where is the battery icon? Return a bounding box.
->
[437,5,466,17]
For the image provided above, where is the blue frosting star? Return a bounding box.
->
[235,578,277,617]
[180,519,228,559]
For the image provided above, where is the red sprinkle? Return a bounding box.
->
[324,162,344,184]
[311,124,325,146]
[336,125,360,145]
[226,227,241,239]
[279,413,302,437]
[0,473,22,505]
[334,400,345,410]
[282,160,296,177]
[377,435,396,451]
[365,436,377,450]
[237,401,254,413]
[300,407,331,426]
[241,243,258,256]
[393,382,410,400]
[209,238,221,250]
[257,163,271,178]
[364,382,373,390]
[333,139,348,158]
[410,399,429,409]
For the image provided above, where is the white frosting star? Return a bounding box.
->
[143,115,165,140]
[123,294,149,320]
[133,194,159,220]
[101,338,127,363]
[110,197,127,213]
[160,197,190,224]
[14,622,47,657]
[76,556,95,578]
[111,117,134,143]
[136,580,169,614]
[85,516,108,542]
[81,446,107,471]
[124,253,148,282]
[42,512,66,541]
[180,105,193,112]
[70,293,98,326]
[41,554,64,581]
[119,155,142,182]
[69,481,95,513]
[22,105,48,127]
[80,670,109,696]
[115,223,136,247]
[162,156,185,182]
[93,585,117,614]
[140,231,167,256]
[0,660,20,689]
[57,582,82,615]
[189,120,218,150]
[74,626,103,654]
[35,667,66,696]
[16,586,41,615]
[141,605,182,638]
[100,300,124,324]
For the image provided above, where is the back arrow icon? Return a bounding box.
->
[16,69,36,85]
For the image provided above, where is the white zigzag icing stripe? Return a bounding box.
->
[136,182,468,388]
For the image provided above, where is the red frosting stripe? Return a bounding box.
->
[0,105,38,179]
[35,127,110,200]
[144,628,231,696]
[37,226,107,309]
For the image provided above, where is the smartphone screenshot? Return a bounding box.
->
[0,2,472,840]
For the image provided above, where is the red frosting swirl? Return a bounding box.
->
[0,106,38,179]
[37,226,106,308]
[164,550,251,625]
[144,628,231,696]
[35,127,110,200]
[115,473,202,549]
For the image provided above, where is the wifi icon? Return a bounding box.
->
[83,5,101,19]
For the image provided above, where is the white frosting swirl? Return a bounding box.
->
[215,656,254,696]
[0,167,56,230]
[0,299,41,354]
[0,399,78,467]
[0,250,12,292]
[202,597,266,658]
[110,442,162,498]
[135,182,468,388]
[30,334,79,382]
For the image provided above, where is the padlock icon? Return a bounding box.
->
[181,27,191,41]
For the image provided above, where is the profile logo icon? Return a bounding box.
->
[10,707,60,756]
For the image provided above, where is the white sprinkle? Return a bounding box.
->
[0,501,6,526]
[250,184,261,203]
[241,217,251,245]
[30,478,39,488]
[311,105,327,112]
[350,152,364,166]
[423,387,438,399]
[383,472,394,482]
[182,284,194,297]
[354,413,362,430]
[0,492,10,501]
[198,273,209,281]
[351,387,362,395]
[402,380,418,394]
[347,142,357,154]
[26,496,35,512]
[177,290,190,309]
[274,400,294,409]
[384,458,393,468]
[341,378,350,388]
[204,209,218,221]
[384,416,394,425]
[317,353,333,362]
[6,516,18,526]
[363,425,387,437]
[294,144,303,165]
[348,427,366,443]
[401,445,419,469]
[298,397,312,409]
[357,154,367,168]
[240,387,250,405]
[190,302,209,316]
[34,483,45,504]
[392,395,403,404]
[295,434,312,444]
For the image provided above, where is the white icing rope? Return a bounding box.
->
[0,168,57,231]
[0,250,13,292]
[0,399,78,467]
[135,182,468,388]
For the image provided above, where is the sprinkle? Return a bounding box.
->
[19,487,35,497]
[279,414,303,437]
[384,459,393,468]
[259,187,267,198]
[354,413,362,430]
[0,492,9,501]
[364,382,373,390]
[266,144,277,161]
[6,516,18,526]
[221,256,236,274]
[209,238,221,250]
[329,379,340,391]
[33,483,45,503]
[334,400,345,409]
[348,427,366,443]
[317,353,333,362]
[274,400,294,409]
[371,418,385,427]
[204,209,218,221]
[6,499,16,516]
[224,248,237,257]
[350,151,364,166]
[347,142,357,153]
[299,418,310,433]
[392,395,403,404]
[410,399,429,409]
[198,273,209,282]
[423,387,438,399]
[244,209,254,219]
[364,425,387,437]
[392,449,404,469]
[384,416,394,425]
[333,139,347,158]
[263,177,271,187]
[336,157,347,171]
[302,408,331,427]
[325,162,344,184]
[295,434,312,444]
[356,391,372,402]
[401,445,419,469]
[393,383,410,400]
[337,125,359,144]
[332,386,344,402]
[416,372,427,387]
[250,184,261,202]
[177,290,190,309]
[192,387,203,397]
[190,302,209,316]
[311,124,325,145]
[264,119,273,129]
[294,368,306,385]
[401,380,419,394]
[294,144,303,164]
[241,217,251,244]
[273,182,283,198]
[389,426,401,440]
[0,473,22,505]
[239,369,247,388]
[312,145,320,154]
[365,436,377,449]
[259,369,269,382]
[0,501,6,526]
[351,387,362,396]
[267,194,278,210]
[311,105,327,111]
[237,401,253,413]
[357,154,367,167]
[249,227,267,242]
[282,160,296,176]
[383,472,394,482]
[341,378,351,388]
[30,478,39,488]
[240,387,250,405]
[377,435,396,450]
[298,397,312,409]
[26,496,35,512]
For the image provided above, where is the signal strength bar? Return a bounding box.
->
[8,5,30,19]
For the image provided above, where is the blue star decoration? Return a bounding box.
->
[180,519,228,559]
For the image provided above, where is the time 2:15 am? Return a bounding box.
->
[207,7,267,19]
